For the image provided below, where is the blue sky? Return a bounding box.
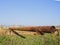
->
[0,0,60,26]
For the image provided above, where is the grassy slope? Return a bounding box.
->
[0,34,60,45]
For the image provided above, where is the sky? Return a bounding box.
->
[0,0,60,26]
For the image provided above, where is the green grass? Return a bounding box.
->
[0,34,60,45]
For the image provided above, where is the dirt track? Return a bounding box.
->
[0,28,60,36]
[0,30,36,36]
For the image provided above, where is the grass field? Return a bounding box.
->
[0,27,60,45]
[0,34,60,45]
